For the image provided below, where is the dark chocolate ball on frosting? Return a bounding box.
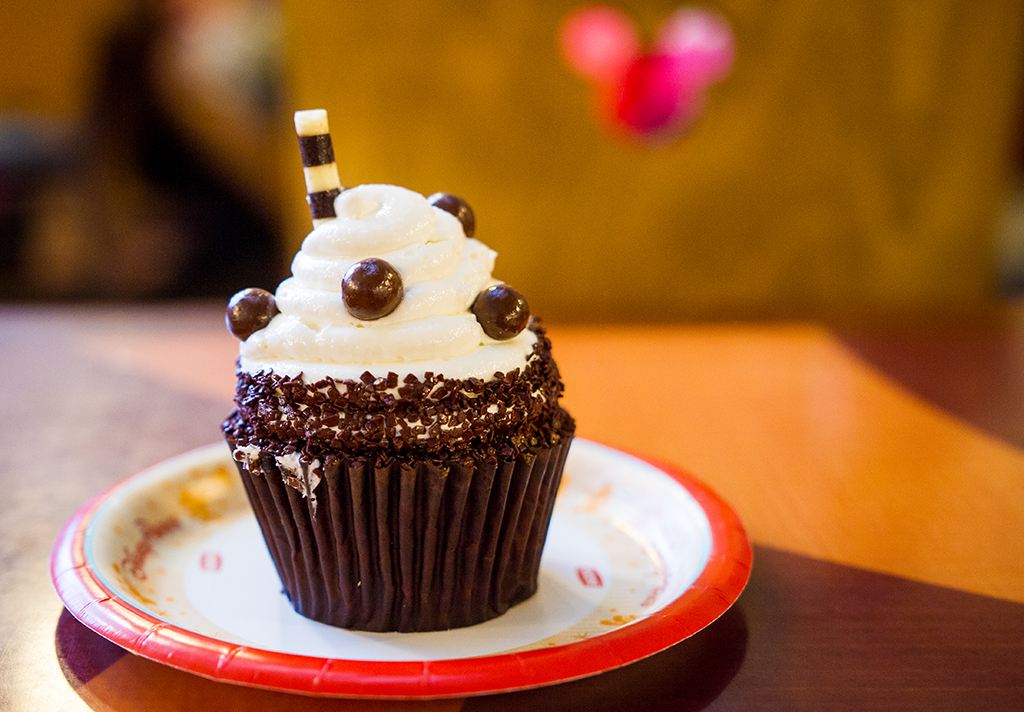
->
[428,192,475,237]
[226,288,278,340]
[472,284,530,340]
[342,257,404,320]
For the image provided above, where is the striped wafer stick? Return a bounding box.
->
[295,109,343,226]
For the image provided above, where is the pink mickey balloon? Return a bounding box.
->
[560,4,735,141]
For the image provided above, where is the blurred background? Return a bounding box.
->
[2,0,1023,322]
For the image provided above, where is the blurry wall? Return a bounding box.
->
[1,0,286,300]
[280,0,1024,322]
[2,1,1022,319]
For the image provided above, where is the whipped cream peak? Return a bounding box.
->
[338,190,381,220]
[239,184,536,383]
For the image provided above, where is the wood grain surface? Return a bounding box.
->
[2,302,1022,711]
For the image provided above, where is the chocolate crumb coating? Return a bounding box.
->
[223,320,573,466]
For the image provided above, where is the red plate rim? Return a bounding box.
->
[50,440,752,699]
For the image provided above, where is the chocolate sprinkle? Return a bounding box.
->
[222,321,573,466]
[472,284,530,340]
[428,192,476,237]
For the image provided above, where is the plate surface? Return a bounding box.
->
[51,439,751,698]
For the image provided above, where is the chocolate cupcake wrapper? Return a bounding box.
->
[226,434,574,632]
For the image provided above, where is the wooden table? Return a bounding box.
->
[2,302,1022,710]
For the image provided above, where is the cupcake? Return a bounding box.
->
[221,110,575,632]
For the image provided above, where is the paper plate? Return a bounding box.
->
[51,439,751,698]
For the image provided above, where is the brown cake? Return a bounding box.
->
[221,110,574,631]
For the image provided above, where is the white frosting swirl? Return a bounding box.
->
[240,184,536,382]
